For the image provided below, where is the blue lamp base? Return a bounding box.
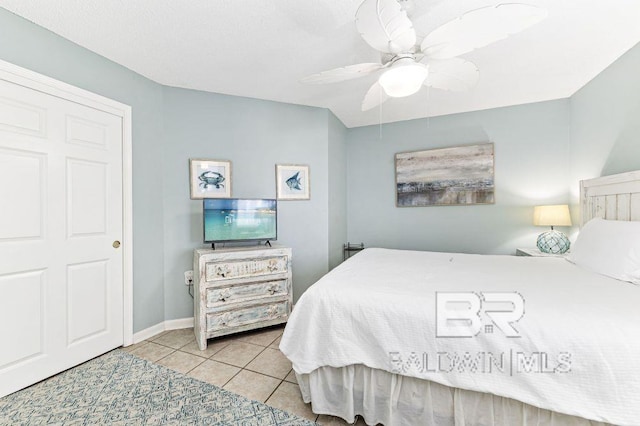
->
[536,230,570,254]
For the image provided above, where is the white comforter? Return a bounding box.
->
[280,248,640,425]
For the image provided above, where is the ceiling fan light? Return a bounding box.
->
[378,61,428,98]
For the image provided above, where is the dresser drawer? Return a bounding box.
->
[207,300,290,331]
[204,256,288,281]
[206,279,287,307]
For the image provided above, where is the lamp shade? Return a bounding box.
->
[378,59,429,98]
[533,204,572,227]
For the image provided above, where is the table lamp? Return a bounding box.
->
[533,204,572,254]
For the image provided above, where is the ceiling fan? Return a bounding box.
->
[301,0,547,111]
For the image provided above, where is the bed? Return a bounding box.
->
[280,170,640,426]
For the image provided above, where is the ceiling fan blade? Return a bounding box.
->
[356,0,417,54]
[300,63,384,84]
[421,3,547,60]
[424,58,479,92]
[362,81,390,111]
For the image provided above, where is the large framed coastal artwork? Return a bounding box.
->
[189,159,232,199]
[395,143,495,207]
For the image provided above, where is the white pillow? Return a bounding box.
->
[567,217,640,284]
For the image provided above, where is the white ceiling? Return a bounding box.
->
[2,1,640,128]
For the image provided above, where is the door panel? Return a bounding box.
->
[67,260,109,346]
[0,77,124,397]
[67,158,108,237]
[0,149,45,240]
[66,114,109,149]
[0,269,45,369]
[0,95,46,137]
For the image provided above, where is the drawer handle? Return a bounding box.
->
[266,283,278,295]
[267,305,279,318]
[216,265,231,278]
[267,259,280,272]
[218,289,231,302]
[219,312,231,326]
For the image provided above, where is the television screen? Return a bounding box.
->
[203,198,277,243]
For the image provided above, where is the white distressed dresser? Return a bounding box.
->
[193,246,293,350]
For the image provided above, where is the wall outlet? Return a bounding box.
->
[184,270,194,285]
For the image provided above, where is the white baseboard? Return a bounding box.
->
[132,323,164,344]
[131,317,194,345]
[164,317,194,330]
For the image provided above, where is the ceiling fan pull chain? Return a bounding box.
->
[425,85,431,130]
[379,84,383,139]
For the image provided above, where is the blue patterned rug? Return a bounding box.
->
[0,349,315,425]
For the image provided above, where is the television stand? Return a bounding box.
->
[264,240,272,247]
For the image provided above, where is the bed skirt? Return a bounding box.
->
[296,365,611,426]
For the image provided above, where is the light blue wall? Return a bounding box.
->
[346,100,572,255]
[0,8,166,332]
[328,113,348,269]
[569,42,640,216]
[162,87,331,319]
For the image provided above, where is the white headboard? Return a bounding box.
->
[580,170,640,227]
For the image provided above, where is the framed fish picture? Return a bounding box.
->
[189,159,232,199]
[276,164,310,200]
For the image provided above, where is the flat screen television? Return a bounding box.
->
[203,198,277,243]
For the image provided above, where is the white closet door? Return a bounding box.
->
[0,78,124,397]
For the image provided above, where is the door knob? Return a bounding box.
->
[113,240,121,248]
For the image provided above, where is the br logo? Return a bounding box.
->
[436,292,525,338]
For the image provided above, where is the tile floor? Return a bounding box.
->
[123,325,367,425]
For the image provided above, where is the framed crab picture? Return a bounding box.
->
[276,164,310,200]
[189,159,232,199]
